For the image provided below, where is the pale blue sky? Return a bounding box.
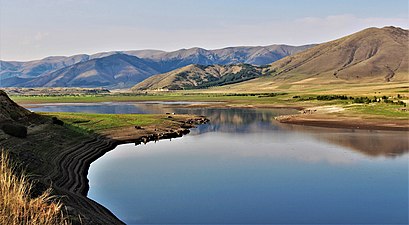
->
[0,0,408,61]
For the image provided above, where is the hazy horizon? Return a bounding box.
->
[0,0,408,61]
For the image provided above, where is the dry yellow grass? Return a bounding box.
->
[0,151,72,225]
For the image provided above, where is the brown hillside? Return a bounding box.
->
[269,26,408,82]
[0,90,33,123]
[133,64,262,90]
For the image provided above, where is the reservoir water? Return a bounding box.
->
[28,102,409,225]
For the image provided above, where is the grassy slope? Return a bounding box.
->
[39,112,181,133]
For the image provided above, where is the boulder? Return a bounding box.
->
[0,122,28,138]
[52,117,64,126]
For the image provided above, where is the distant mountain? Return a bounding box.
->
[133,26,409,91]
[132,64,263,90]
[24,54,160,88]
[125,45,314,72]
[0,55,90,87]
[267,26,408,82]
[0,44,314,88]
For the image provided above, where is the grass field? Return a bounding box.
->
[8,81,409,122]
[40,112,178,133]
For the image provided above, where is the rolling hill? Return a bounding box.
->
[132,64,263,90]
[0,44,313,88]
[267,26,408,82]
[136,26,408,92]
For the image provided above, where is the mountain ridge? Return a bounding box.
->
[267,26,408,82]
[0,44,314,88]
[133,26,409,91]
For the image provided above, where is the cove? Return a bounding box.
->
[29,102,409,224]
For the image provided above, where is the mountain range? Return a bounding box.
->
[132,26,408,91]
[0,44,313,88]
[1,26,407,90]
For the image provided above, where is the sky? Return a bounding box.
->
[0,0,408,61]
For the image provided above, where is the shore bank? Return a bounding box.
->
[274,105,409,131]
[13,91,408,132]
[23,99,409,131]
[276,114,409,131]
[0,107,208,224]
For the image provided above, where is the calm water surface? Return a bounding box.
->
[29,102,409,225]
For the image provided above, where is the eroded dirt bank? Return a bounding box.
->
[0,90,208,225]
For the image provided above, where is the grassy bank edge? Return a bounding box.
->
[39,112,173,134]
[13,92,408,122]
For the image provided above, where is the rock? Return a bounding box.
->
[0,122,27,138]
[52,117,64,126]
[181,124,192,129]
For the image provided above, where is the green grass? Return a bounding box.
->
[345,103,409,119]
[12,87,409,121]
[12,93,296,106]
[40,112,169,133]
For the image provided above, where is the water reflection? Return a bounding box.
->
[277,124,409,158]
[88,128,408,224]
[28,102,409,224]
[167,107,409,158]
[28,102,409,158]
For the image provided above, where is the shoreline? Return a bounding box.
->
[2,92,407,224]
[22,100,408,132]
[54,114,208,224]
[1,109,208,224]
[275,114,409,131]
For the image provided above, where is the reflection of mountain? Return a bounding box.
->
[132,104,298,134]
[29,102,408,158]
[278,124,409,158]
[172,108,297,134]
[165,106,409,158]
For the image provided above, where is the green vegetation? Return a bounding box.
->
[11,92,294,106]
[346,103,409,119]
[10,86,409,123]
[297,94,407,106]
[190,64,262,89]
[40,112,170,133]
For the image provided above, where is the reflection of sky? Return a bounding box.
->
[88,133,408,224]
[28,102,409,224]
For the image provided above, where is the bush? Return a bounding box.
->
[316,95,349,100]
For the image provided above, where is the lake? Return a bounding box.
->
[28,102,409,225]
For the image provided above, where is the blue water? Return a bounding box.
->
[28,102,409,224]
